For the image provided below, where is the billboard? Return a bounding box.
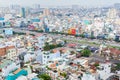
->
[71,28,76,35]
[83,20,90,25]
[31,19,40,22]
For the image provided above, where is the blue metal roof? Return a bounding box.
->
[0,18,4,21]
[6,69,28,80]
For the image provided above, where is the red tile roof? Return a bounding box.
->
[103,48,120,55]
[36,33,43,37]
[67,43,76,47]
[52,49,58,53]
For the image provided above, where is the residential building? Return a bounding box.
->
[6,46,17,59]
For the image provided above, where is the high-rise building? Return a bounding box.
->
[25,7,31,16]
[10,5,20,10]
[114,3,120,10]
[43,8,50,16]
[107,8,117,19]
[21,8,26,18]
[9,5,20,14]
[72,5,79,9]
[33,4,40,9]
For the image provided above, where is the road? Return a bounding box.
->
[9,28,120,48]
[12,28,120,63]
[1,27,120,47]
[1,28,120,63]
[90,54,120,64]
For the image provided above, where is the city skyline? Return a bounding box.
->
[0,0,120,7]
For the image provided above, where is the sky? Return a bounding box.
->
[0,0,120,7]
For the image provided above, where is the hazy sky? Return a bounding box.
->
[0,0,120,7]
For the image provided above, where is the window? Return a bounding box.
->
[44,56,46,58]
[7,50,10,53]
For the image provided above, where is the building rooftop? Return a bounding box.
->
[0,59,13,69]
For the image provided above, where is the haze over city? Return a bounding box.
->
[0,0,120,7]
[0,0,120,80]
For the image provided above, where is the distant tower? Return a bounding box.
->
[21,7,26,18]
[114,3,120,10]
[43,8,50,16]
[10,4,20,10]
[107,8,117,19]
[72,5,79,9]
[26,8,31,16]
[33,4,40,9]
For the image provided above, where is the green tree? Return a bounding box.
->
[64,40,67,44]
[43,46,50,51]
[45,42,49,46]
[46,66,52,70]
[90,35,95,39]
[81,49,91,57]
[78,76,82,80]
[38,30,43,32]
[0,36,3,38]
[115,63,120,70]
[94,62,99,67]
[75,35,78,37]
[38,74,52,80]
[57,44,63,47]
[60,72,67,78]
[49,44,56,49]
[30,34,35,36]
[111,63,120,72]
[70,51,75,54]
[80,34,85,38]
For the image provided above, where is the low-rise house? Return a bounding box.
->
[59,48,71,58]
[19,52,36,63]
[73,58,89,68]
[36,33,46,49]
[56,39,65,45]
[31,64,46,74]
[0,59,20,77]
[16,76,28,80]
[81,72,96,80]
[106,75,120,80]
[97,62,114,80]
[103,48,120,60]
[42,50,60,64]
[67,43,77,48]
[24,53,36,63]
[27,73,38,80]
[48,70,58,80]
[35,50,42,63]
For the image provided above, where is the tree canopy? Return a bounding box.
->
[81,49,91,57]
[37,74,52,80]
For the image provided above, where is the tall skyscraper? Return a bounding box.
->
[33,4,40,9]
[21,8,26,18]
[107,8,117,19]
[114,3,120,10]
[10,4,20,10]
[72,5,79,9]
[10,5,21,14]
[43,8,50,16]
[25,7,31,16]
